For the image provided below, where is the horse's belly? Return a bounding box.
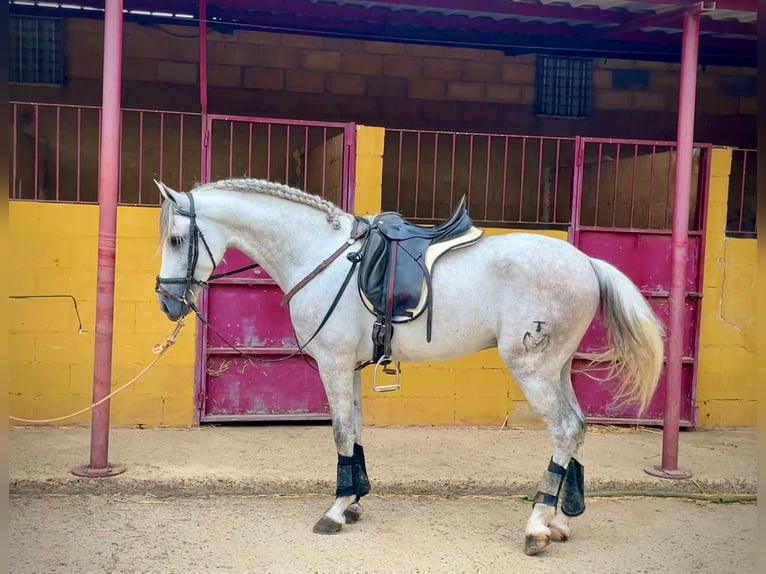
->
[389,272,499,362]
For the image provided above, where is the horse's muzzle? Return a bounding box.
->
[156,283,192,321]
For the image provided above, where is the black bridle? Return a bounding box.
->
[155,190,367,367]
[155,192,259,315]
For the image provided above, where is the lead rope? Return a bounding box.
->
[8,320,186,424]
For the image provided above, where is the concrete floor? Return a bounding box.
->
[9,493,757,574]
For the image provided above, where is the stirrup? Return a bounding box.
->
[372,355,401,393]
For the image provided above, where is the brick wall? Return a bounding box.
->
[9,18,756,148]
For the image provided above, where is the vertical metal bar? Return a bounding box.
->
[34,105,39,200]
[56,106,61,200]
[341,123,356,211]
[159,113,165,182]
[449,132,456,208]
[247,122,253,177]
[652,7,700,479]
[665,146,673,228]
[414,131,421,217]
[199,0,209,183]
[501,136,509,223]
[569,136,585,245]
[72,0,126,478]
[484,135,491,220]
[267,124,272,180]
[536,138,544,223]
[285,124,291,184]
[228,120,234,177]
[138,111,144,204]
[467,134,473,209]
[321,127,327,199]
[629,144,638,227]
[178,114,185,192]
[303,126,309,192]
[518,136,526,221]
[647,145,656,227]
[396,130,403,212]
[76,107,82,202]
[594,143,603,225]
[612,143,621,227]
[12,103,18,198]
[118,110,124,203]
[738,150,747,232]
[432,133,438,219]
[553,138,561,223]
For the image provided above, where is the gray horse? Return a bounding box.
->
[154,178,664,556]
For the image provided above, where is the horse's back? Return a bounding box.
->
[450,232,596,288]
[388,231,600,362]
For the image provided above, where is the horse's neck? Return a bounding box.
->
[199,190,352,292]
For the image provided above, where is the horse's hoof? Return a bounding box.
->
[344,504,363,524]
[524,533,551,556]
[313,516,343,534]
[549,526,569,542]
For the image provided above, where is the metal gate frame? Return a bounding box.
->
[194,114,356,423]
[569,136,713,427]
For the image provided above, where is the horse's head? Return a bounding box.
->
[155,181,225,321]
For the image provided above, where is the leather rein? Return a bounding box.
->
[155,192,370,363]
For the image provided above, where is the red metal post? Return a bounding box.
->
[645,6,699,480]
[72,0,126,478]
[200,0,210,183]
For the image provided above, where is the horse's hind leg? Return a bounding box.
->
[546,359,587,543]
[502,353,586,556]
[313,367,370,534]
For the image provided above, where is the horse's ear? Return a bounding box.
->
[154,179,182,205]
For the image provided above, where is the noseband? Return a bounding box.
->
[155,193,217,311]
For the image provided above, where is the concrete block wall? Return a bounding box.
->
[9,18,756,148]
[9,203,198,426]
[695,148,757,427]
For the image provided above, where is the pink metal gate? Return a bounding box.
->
[570,137,712,426]
[196,114,356,422]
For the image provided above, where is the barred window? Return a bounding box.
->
[536,55,592,118]
[10,16,64,85]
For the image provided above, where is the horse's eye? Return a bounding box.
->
[169,235,183,247]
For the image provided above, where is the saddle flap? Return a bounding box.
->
[357,230,389,315]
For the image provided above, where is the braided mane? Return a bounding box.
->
[159,178,346,246]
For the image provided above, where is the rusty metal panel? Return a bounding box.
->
[570,137,710,427]
[199,249,331,422]
[573,230,702,425]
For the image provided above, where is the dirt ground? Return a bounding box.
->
[9,493,756,574]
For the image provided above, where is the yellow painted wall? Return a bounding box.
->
[695,148,757,427]
[9,202,197,426]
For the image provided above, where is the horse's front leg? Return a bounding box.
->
[313,367,370,534]
[343,370,366,525]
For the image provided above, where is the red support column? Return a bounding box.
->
[200,0,210,183]
[72,0,126,478]
[645,6,700,480]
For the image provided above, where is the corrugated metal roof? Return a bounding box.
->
[329,0,756,28]
[9,0,757,65]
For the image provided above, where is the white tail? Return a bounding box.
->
[586,258,666,415]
